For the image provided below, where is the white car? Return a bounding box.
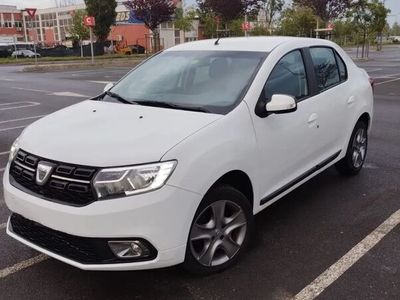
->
[11,49,40,58]
[4,37,373,274]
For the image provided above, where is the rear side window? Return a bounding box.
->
[264,50,308,101]
[335,52,348,81]
[310,47,340,91]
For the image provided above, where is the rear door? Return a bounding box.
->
[307,47,349,156]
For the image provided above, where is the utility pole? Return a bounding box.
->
[89,26,94,64]
[244,13,248,37]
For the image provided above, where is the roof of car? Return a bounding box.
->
[166,36,334,53]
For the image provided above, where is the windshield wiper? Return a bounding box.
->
[134,100,210,113]
[105,91,137,105]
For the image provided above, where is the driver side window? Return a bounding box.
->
[264,50,308,101]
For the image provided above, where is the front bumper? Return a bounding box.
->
[3,166,201,270]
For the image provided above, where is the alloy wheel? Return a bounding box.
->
[189,200,247,267]
[352,128,367,168]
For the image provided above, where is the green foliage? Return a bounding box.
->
[84,0,117,42]
[174,8,194,32]
[251,24,271,36]
[279,7,317,37]
[332,19,354,46]
[346,0,390,54]
[293,0,351,21]
[369,0,390,34]
[347,0,390,35]
[197,9,218,38]
[390,22,400,36]
[263,0,285,28]
[69,10,90,41]
[228,19,244,36]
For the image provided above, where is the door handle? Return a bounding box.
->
[308,113,318,123]
[308,113,319,128]
[347,96,355,105]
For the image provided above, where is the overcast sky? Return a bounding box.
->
[4,0,400,24]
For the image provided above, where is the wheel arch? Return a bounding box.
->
[358,112,371,129]
[207,170,254,209]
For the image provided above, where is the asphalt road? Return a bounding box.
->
[0,46,399,300]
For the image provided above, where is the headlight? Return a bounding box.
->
[8,137,20,163]
[93,161,177,199]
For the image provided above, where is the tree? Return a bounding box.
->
[197,0,260,23]
[293,0,351,21]
[84,0,117,42]
[69,9,90,42]
[390,22,400,36]
[198,10,218,38]
[347,0,390,56]
[369,0,390,50]
[124,0,175,51]
[263,0,285,29]
[279,6,317,37]
[333,19,353,46]
[174,8,195,41]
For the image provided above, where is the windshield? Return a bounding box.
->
[107,51,267,114]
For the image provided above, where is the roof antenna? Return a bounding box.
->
[214,37,221,45]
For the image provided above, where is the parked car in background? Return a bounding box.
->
[390,36,400,43]
[129,44,145,54]
[4,37,373,275]
[11,50,41,58]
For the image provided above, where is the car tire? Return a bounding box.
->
[335,120,368,176]
[183,185,254,275]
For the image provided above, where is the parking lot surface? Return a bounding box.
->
[0,46,399,300]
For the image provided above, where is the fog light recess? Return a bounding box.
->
[108,240,150,259]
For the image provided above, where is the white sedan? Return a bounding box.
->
[11,49,41,58]
[4,37,373,274]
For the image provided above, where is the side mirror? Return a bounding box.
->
[103,82,114,92]
[266,94,297,114]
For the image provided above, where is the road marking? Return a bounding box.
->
[373,72,400,79]
[10,87,89,98]
[0,78,15,82]
[0,102,40,112]
[0,115,46,125]
[11,87,51,93]
[293,209,400,300]
[0,151,10,156]
[376,78,400,86]
[0,168,5,172]
[0,126,26,133]
[366,68,383,73]
[50,91,89,98]
[0,102,35,107]
[0,223,6,230]
[0,254,48,280]
[88,80,112,84]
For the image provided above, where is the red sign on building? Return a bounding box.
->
[26,8,37,18]
[83,16,96,27]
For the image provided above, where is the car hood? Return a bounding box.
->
[19,100,221,167]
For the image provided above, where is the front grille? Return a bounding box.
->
[10,214,157,264]
[9,150,98,206]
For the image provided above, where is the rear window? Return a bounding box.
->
[310,47,340,91]
[335,52,348,82]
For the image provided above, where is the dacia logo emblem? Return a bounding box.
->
[36,161,55,186]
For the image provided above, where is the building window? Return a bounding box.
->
[161,21,174,29]
[174,30,181,45]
